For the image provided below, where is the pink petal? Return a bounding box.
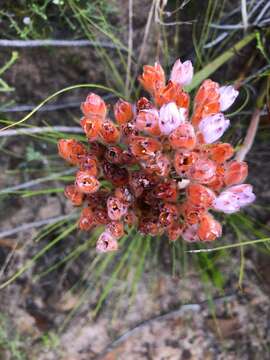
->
[170,59,193,87]
[213,192,240,214]
[226,184,256,207]
[107,196,128,221]
[213,184,255,214]
[135,108,159,131]
[219,85,239,111]
[159,102,185,135]
[198,113,230,144]
[96,231,118,253]
[182,224,200,242]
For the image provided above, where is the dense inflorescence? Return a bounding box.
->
[58,59,255,252]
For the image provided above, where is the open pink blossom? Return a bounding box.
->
[96,231,118,252]
[198,113,230,143]
[213,191,240,214]
[219,85,239,111]
[159,102,185,135]
[213,184,255,214]
[135,108,160,136]
[182,224,200,242]
[107,196,128,220]
[170,59,193,87]
[226,184,256,207]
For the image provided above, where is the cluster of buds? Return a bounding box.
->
[58,59,255,252]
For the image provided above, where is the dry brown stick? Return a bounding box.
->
[235,108,261,161]
[0,169,75,194]
[137,0,155,67]
[0,39,126,50]
[235,79,268,161]
[0,214,77,239]
[125,0,133,97]
[0,126,83,137]
[241,0,249,31]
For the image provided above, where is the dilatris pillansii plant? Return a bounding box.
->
[58,59,255,252]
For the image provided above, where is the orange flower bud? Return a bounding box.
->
[75,170,100,194]
[180,202,205,225]
[174,150,198,176]
[138,62,165,95]
[79,155,98,176]
[167,223,183,241]
[207,175,224,192]
[58,139,87,165]
[197,213,222,241]
[79,207,95,231]
[137,97,153,111]
[64,185,84,206]
[154,180,178,202]
[106,221,125,239]
[224,161,248,186]
[80,116,101,141]
[99,119,120,144]
[129,136,162,161]
[208,143,234,163]
[81,93,106,118]
[159,203,179,227]
[155,81,190,108]
[124,209,138,227]
[114,99,134,125]
[169,123,196,150]
[186,183,216,209]
[192,79,220,127]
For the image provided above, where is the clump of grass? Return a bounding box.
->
[0,51,18,92]
[0,313,28,360]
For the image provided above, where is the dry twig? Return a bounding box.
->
[235,108,261,162]
[125,0,133,97]
[0,169,75,194]
[0,126,83,137]
[0,39,126,51]
[236,79,268,162]
[0,214,77,239]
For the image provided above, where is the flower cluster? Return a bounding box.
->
[58,59,255,252]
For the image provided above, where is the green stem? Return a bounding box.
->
[186,237,270,253]
[0,84,124,132]
[186,31,257,92]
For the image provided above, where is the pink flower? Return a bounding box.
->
[219,85,239,111]
[182,224,199,242]
[96,231,118,252]
[159,102,185,135]
[198,113,230,144]
[213,184,255,214]
[135,108,161,136]
[226,184,256,207]
[213,191,240,214]
[170,59,193,87]
[107,196,128,221]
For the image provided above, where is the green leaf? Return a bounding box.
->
[186,31,256,91]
